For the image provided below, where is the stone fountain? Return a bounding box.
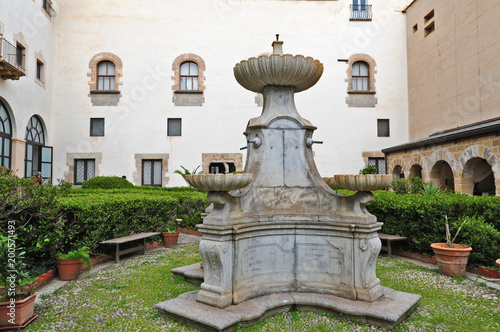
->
[155,39,421,331]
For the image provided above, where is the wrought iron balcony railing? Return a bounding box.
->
[0,37,27,80]
[350,4,373,21]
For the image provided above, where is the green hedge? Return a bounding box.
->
[367,191,500,266]
[82,176,134,189]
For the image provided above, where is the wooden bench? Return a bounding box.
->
[378,233,407,258]
[101,232,160,263]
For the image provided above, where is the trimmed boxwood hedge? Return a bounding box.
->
[367,191,500,266]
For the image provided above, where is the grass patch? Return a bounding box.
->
[25,244,500,331]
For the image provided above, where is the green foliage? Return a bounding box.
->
[388,177,424,194]
[420,181,443,195]
[82,176,134,189]
[174,165,201,185]
[359,165,377,175]
[367,191,500,266]
[58,246,92,270]
[0,234,36,299]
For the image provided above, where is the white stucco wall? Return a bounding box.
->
[0,0,55,175]
[35,0,407,186]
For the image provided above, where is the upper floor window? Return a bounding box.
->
[97,61,116,91]
[16,43,25,68]
[352,61,369,91]
[351,0,372,21]
[180,61,199,91]
[172,54,206,106]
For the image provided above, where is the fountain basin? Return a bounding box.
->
[185,173,253,192]
[234,54,323,93]
[323,177,339,190]
[334,174,392,192]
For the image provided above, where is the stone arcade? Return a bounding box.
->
[155,41,421,331]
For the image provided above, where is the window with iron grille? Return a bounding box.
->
[180,61,199,90]
[351,0,372,21]
[368,158,386,174]
[97,61,116,91]
[74,159,95,185]
[352,61,369,91]
[142,160,162,186]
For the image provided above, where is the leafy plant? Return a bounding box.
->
[421,182,443,195]
[0,235,36,300]
[159,220,179,233]
[58,246,92,270]
[174,166,201,185]
[445,215,468,248]
[359,165,377,175]
[388,177,424,194]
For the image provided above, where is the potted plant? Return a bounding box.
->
[0,235,38,329]
[57,246,92,281]
[431,216,472,277]
[160,220,180,248]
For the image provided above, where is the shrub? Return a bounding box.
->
[359,165,377,175]
[388,177,424,195]
[368,191,500,266]
[82,176,134,189]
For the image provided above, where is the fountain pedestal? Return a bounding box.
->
[156,40,421,330]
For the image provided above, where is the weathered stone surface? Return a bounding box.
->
[155,288,422,331]
[171,262,203,285]
[89,92,121,106]
[346,93,377,108]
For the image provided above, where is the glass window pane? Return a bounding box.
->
[110,78,115,90]
[75,160,84,183]
[189,62,198,74]
[87,160,95,179]
[41,146,52,163]
[98,62,108,75]
[167,118,181,136]
[97,77,103,90]
[377,119,390,137]
[41,163,51,178]
[27,144,33,160]
[91,118,105,136]
[26,161,32,178]
[103,77,110,90]
[180,77,187,90]
[3,157,9,168]
[153,161,162,185]
[360,62,369,76]
[143,161,152,185]
[107,62,115,75]
[352,62,360,76]
[180,62,190,75]
[192,77,199,90]
[186,78,192,90]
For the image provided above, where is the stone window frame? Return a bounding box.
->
[133,153,169,187]
[88,52,123,93]
[64,153,102,184]
[34,51,46,87]
[346,53,377,94]
[201,153,243,174]
[172,53,206,93]
[13,32,28,73]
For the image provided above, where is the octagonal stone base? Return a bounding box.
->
[155,288,421,331]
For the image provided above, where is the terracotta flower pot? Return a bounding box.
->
[57,258,82,281]
[0,292,38,328]
[431,243,472,277]
[497,259,500,269]
[162,232,179,248]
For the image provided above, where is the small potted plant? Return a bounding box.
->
[160,220,180,248]
[57,246,92,281]
[431,216,472,277]
[0,235,38,329]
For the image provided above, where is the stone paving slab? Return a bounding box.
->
[155,287,422,332]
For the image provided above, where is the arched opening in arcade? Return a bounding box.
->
[430,160,454,191]
[463,157,495,196]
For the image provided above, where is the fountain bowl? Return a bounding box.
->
[234,54,323,93]
[185,173,253,192]
[334,174,392,192]
[322,177,339,190]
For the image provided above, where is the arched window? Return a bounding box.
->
[24,116,52,182]
[180,61,199,91]
[0,101,12,168]
[97,61,116,91]
[352,61,369,91]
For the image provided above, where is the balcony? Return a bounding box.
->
[350,4,373,21]
[0,38,26,80]
[42,0,57,17]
